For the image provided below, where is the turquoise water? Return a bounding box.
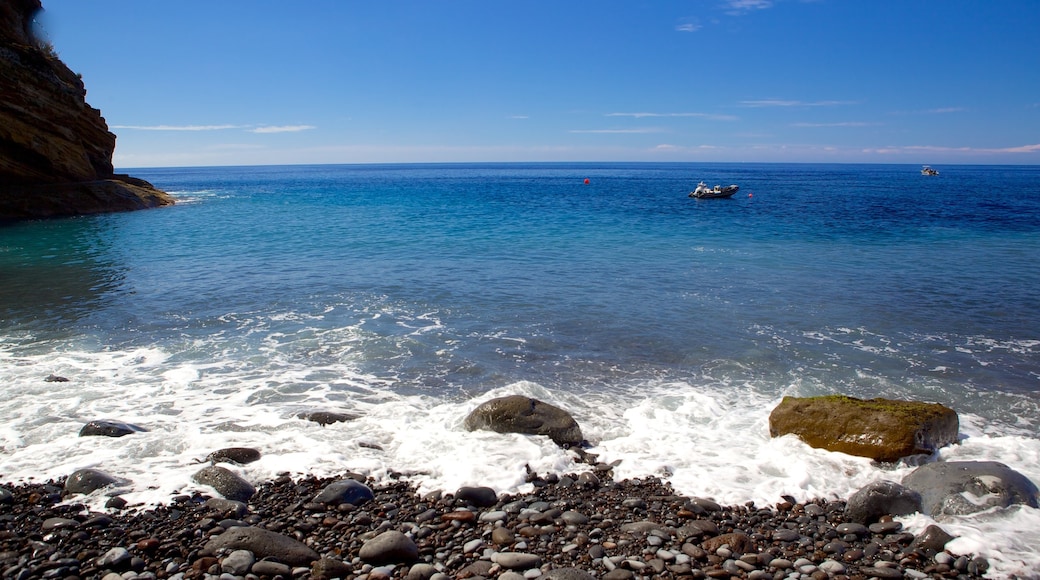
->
[4,163,1038,404]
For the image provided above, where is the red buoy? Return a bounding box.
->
[583,178,590,184]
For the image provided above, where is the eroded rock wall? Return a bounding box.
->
[0,0,173,221]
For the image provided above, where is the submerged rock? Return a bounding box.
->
[64,468,128,495]
[297,410,360,426]
[78,419,148,438]
[901,460,1040,517]
[768,395,958,462]
[464,395,584,447]
[205,447,262,465]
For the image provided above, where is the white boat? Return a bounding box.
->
[690,181,739,198]
[921,166,939,176]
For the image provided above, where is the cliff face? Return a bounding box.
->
[0,0,173,221]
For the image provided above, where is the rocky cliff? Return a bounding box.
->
[0,0,173,222]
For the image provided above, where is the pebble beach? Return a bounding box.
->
[0,465,991,580]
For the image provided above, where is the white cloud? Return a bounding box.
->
[110,124,246,131]
[607,112,739,121]
[725,0,773,15]
[676,22,702,32]
[792,121,875,127]
[740,100,858,107]
[569,128,665,134]
[249,125,316,134]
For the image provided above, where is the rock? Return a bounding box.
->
[44,374,69,382]
[297,410,360,425]
[202,526,318,566]
[0,0,174,221]
[359,530,419,564]
[539,568,597,580]
[493,551,543,570]
[406,563,438,580]
[702,532,754,554]
[220,549,255,575]
[768,395,958,462]
[455,485,498,507]
[311,557,353,579]
[251,560,292,577]
[205,447,262,465]
[192,465,256,502]
[204,498,249,518]
[64,468,127,495]
[96,547,131,569]
[901,460,1040,517]
[844,480,923,524]
[79,419,147,437]
[313,478,374,506]
[464,395,584,446]
[0,487,12,504]
[910,524,956,553]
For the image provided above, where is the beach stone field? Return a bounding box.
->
[0,467,990,580]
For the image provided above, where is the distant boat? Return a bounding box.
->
[690,181,739,198]
[921,166,939,176]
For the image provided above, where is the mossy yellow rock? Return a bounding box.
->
[768,395,958,462]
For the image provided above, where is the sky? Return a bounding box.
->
[35,0,1040,168]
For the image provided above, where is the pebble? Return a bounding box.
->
[0,471,990,580]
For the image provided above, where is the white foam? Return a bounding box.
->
[2,346,1039,577]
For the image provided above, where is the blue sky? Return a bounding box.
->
[38,0,1040,168]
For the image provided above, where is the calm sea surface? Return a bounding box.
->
[2,163,1039,575]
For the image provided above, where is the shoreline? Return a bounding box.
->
[0,468,990,580]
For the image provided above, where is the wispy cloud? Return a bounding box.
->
[110,124,246,131]
[675,21,702,32]
[569,128,665,134]
[927,107,965,114]
[249,125,316,134]
[111,124,315,133]
[740,100,858,107]
[725,0,773,15]
[792,121,876,127]
[607,112,739,121]
[863,144,1040,155]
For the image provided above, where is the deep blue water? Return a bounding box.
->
[2,162,1039,413]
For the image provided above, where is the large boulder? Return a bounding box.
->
[901,461,1040,518]
[464,395,584,447]
[0,0,173,221]
[768,395,958,462]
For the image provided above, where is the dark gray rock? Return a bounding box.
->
[205,447,261,465]
[538,568,597,580]
[297,410,360,426]
[844,480,923,524]
[910,524,956,553]
[64,468,128,495]
[202,526,319,566]
[0,487,12,504]
[455,485,498,507]
[359,530,419,564]
[204,498,249,518]
[79,419,147,437]
[192,465,255,502]
[463,395,584,447]
[902,461,1040,517]
[313,479,374,506]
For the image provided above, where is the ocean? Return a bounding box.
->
[1,162,1039,576]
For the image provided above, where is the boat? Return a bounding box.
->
[690,181,739,198]
[921,166,939,176]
